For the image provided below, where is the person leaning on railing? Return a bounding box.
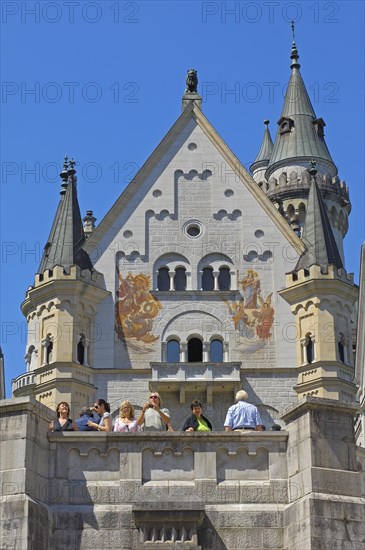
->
[137,392,171,431]
[114,400,140,432]
[182,399,212,432]
[88,399,112,432]
[49,401,78,432]
[224,390,263,432]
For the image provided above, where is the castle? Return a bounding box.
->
[1,27,364,550]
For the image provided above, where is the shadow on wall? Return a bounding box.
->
[242,380,283,429]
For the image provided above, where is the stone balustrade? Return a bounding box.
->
[11,372,35,394]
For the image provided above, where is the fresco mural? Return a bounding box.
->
[115,270,162,352]
[223,269,274,352]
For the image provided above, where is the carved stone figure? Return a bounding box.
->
[185,69,198,94]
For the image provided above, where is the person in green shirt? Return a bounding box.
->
[182,400,212,432]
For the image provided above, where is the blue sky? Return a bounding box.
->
[1,0,364,396]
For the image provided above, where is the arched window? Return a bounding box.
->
[218,267,231,290]
[338,333,347,363]
[167,339,180,362]
[202,267,214,291]
[77,334,85,365]
[188,338,203,362]
[210,339,223,362]
[174,267,187,291]
[338,340,345,363]
[306,334,314,364]
[46,339,53,364]
[25,345,35,371]
[157,267,170,290]
[41,334,53,365]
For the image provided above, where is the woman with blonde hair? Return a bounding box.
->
[114,400,140,432]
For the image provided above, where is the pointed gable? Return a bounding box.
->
[83,101,305,258]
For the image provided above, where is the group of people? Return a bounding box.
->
[49,390,266,433]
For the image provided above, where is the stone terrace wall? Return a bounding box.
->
[0,397,364,550]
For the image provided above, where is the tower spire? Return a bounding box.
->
[290,21,300,69]
[294,160,343,272]
[38,157,93,273]
[265,23,336,180]
[250,120,273,182]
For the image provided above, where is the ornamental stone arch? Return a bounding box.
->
[197,252,235,291]
[153,252,191,291]
[150,244,199,266]
[157,302,231,337]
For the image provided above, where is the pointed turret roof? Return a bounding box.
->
[38,158,93,273]
[266,25,336,178]
[250,120,273,173]
[295,163,343,271]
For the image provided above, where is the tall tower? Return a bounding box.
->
[279,164,358,402]
[15,158,109,415]
[250,23,351,262]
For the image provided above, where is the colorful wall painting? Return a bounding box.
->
[223,269,274,352]
[115,270,162,352]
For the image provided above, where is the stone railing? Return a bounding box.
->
[150,362,241,401]
[47,431,289,506]
[11,372,35,395]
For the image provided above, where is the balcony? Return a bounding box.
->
[150,362,241,403]
[12,372,35,397]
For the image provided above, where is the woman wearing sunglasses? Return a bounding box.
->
[137,392,170,431]
[88,399,112,432]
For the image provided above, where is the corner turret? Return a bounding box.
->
[13,159,109,415]
[279,165,358,403]
[250,120,273,183]
[251,23,351,264]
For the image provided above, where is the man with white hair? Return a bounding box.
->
[224,390,263,431]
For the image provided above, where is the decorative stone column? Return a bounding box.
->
[203,342,210,362]
[198,270,203,291]
[180,342,187,362]
[223,342,229,362]
[161,342,167,362]
[168,270,175,291]
[213,271,219,290]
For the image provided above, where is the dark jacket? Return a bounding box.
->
[182,413,212,431]
[53,418,74,432]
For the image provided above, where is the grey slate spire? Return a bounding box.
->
[250,120,273,174]
[266,24,337,179]
[294,162,343,271]
[38,158,93,273]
